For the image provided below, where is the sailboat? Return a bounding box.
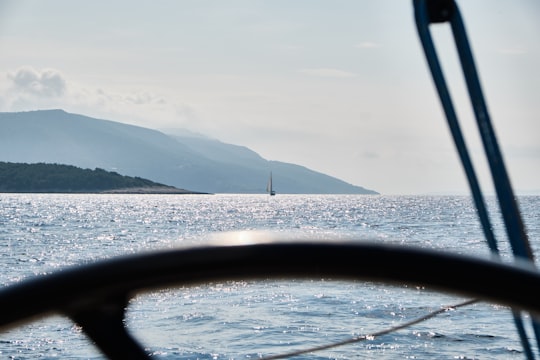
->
[266,172,276,196]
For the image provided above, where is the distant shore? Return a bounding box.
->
[100,186,209,194]
[0,162,209,194]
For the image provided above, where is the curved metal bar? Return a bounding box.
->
[69,295,148,360]
[2,242,540,358]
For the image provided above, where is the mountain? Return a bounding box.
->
[0,110,378,194]
[0,162,200,193]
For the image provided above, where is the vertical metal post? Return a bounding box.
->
[413,0,538,358]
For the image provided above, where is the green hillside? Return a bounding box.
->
[0,162,195,193]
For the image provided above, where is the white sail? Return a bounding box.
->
[266,172,275,196]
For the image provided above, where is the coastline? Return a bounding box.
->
[0,186,210,195]
[100,186,209,194]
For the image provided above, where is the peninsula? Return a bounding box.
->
[0,162,205,194]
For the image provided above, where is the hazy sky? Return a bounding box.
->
[1,1,538,195]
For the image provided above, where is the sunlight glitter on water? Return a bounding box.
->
[1,194,539,358]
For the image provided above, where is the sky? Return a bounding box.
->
[0,1,539,195]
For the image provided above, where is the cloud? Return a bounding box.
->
[299,68,357,78]
[360,151,379,159]
[7,67,67,97]
[125,92,166,106]
[89,88,166,107]
[0,67,186,130]
[65,86,196,130]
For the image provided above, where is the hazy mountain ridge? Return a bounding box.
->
[0,110,378,194]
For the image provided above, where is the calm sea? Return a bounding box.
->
[1,194,539,359]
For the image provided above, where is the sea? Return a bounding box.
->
[1,193,539,359]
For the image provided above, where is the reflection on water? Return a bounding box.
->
[1,194,538,358]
